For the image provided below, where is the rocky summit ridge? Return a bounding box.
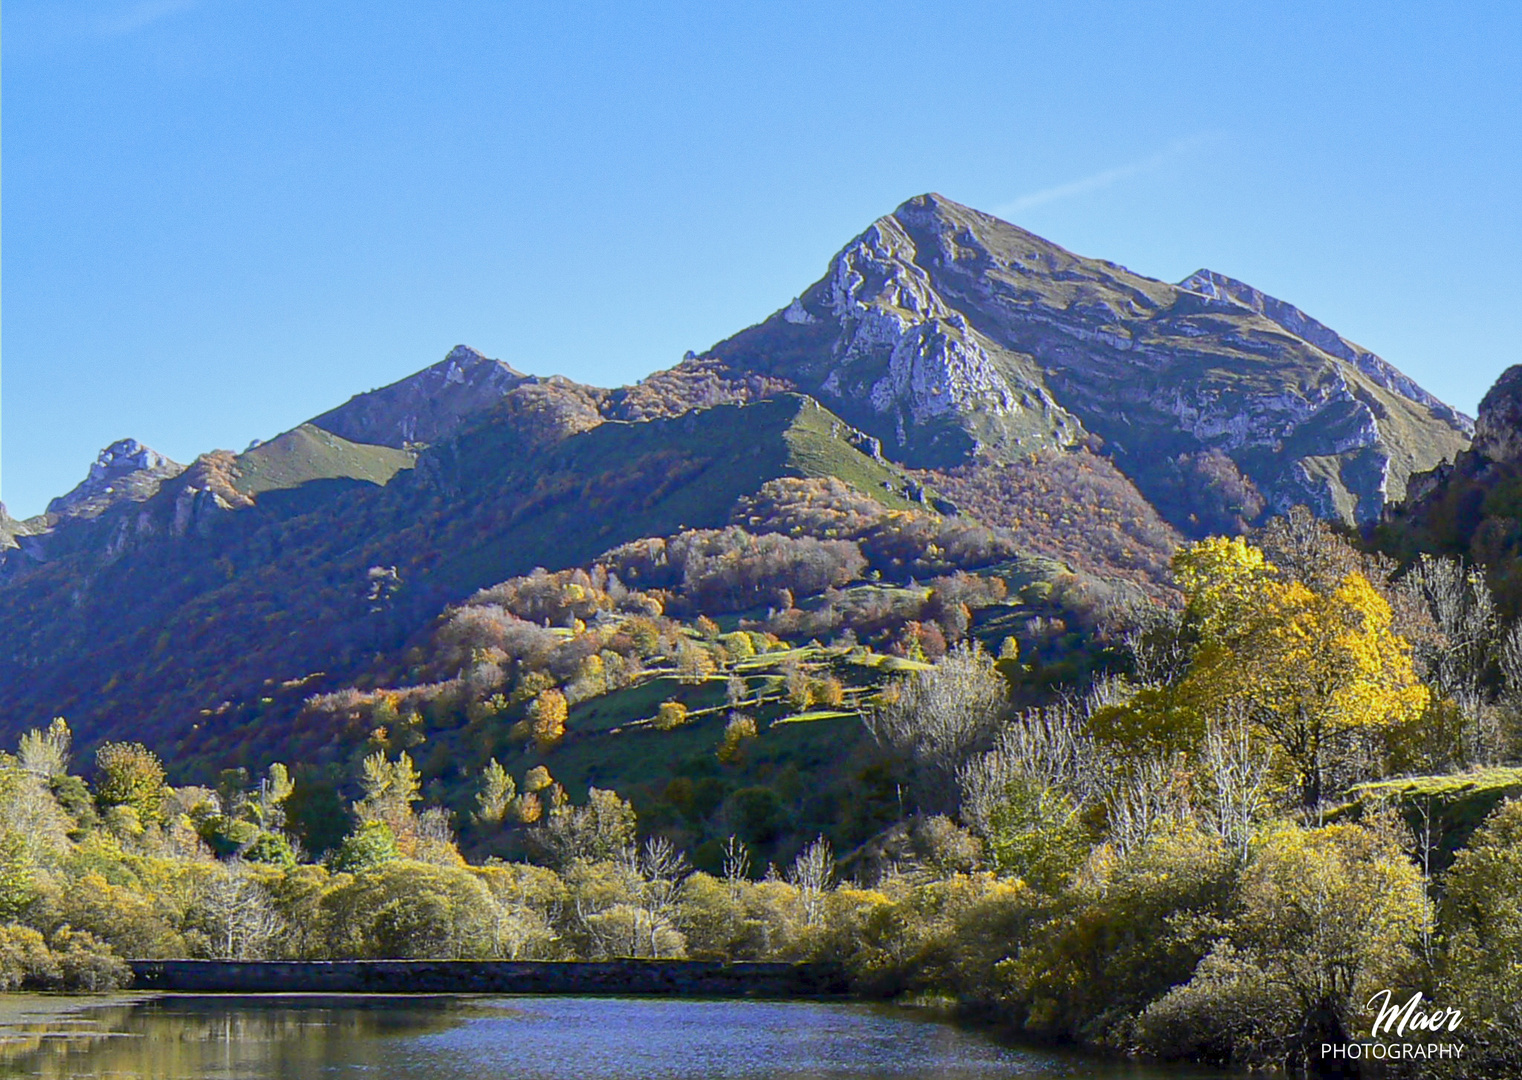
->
[704,193,1470,526]
[1174,269,1470,431]
[10,195,1468,564]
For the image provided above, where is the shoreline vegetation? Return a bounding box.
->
[126,957,849,996]
[3,503,1520,1077]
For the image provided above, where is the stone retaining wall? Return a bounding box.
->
[128,959,850,997]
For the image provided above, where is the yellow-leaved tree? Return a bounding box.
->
[529,689,568,749]
[1098,537,1429,808]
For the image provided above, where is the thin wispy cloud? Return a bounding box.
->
[995,135,1215,218]
[96,0,201,37]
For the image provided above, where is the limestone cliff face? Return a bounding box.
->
[709,194,1471,527]
[1176,269,1471,432]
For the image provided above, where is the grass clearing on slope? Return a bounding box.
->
[1347,767,1522,871]
[234,424,416,496]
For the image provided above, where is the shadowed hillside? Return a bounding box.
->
[0,392,955,758]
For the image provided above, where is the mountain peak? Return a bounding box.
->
[707,195,1471,527]
[442,343,512,370]
[892,191,1006,222]
[308,345,529,448]
[893,192,959,215]
[45,438,185,521]
[890,191,1076,253]
[88,438,176,479]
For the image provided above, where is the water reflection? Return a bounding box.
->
[0,995,462,1079]
[0,994,1239,1079]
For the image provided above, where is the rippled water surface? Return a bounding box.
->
[0,994,1239,1079]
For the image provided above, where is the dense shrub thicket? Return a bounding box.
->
[921,452,1184,594]
[731,477,1033,580]
[602,356,797,422]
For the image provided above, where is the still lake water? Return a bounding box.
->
[0,994,1240,1080]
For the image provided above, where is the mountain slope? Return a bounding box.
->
[0,391,936,756]
[0,193,1477,771]
[233,425,417,497]
[704,193,1470,528]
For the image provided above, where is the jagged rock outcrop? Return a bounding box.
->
[706,194,1470,528]
[0,439,186,572]
[310,345,528,447]
[1393,365,1522,515]
[45,438,185,522]
[0,503,34,552]
[1470,365,1522,465]
[1381,364,1522,613]
[164,451,258,537]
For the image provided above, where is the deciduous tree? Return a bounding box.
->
[94,742,169,824]
[1109,539,1429,809]
[866,642,1006,812]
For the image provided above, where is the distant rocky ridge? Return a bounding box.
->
[2,360,469,574]
[0,440,186,569]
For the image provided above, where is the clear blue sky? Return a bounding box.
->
[4,1,1520,517]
